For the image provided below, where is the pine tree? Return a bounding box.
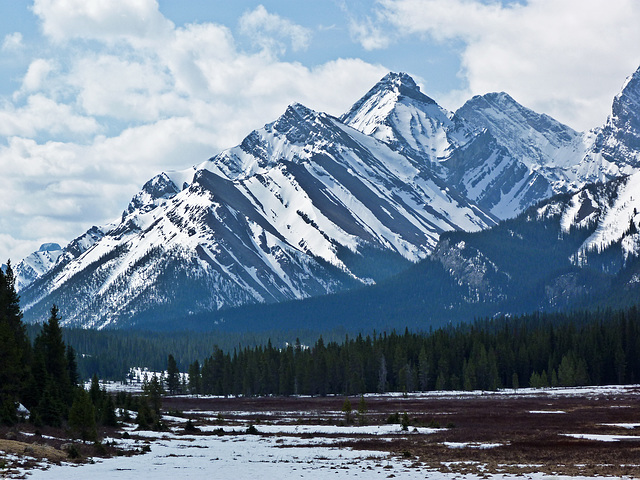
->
[187,360,202,395]
[69,388,97,442]
[357,395,368,425]
[0,262,29,424]
[35,305,73,408]
[166,354,180,395]
[100,394,118,427]
[342,397,352,425]
[66,345,79,387]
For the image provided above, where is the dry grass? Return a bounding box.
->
[164,388,640,477]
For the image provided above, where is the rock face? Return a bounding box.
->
[587,66,640,170]
[18,66,640,330]
[446,92,588,218]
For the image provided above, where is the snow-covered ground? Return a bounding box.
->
[23,427,632,480]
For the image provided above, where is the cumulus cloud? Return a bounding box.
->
[239,5,312,56]
[376,0,640,130]
[0,1,387,262]
[0,94,99,137]
[31,0,173,44]
[20,58,56,92]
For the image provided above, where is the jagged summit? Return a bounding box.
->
[341,72,463,168]
[377,72,436,104]
[341,72,438,128]
[455,91,581,160]
[607,65,640,159]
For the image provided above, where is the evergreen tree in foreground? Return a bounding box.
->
[0,262,29,424]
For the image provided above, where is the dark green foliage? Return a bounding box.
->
[184,419,199,432]
[401,412,410,431]
[246,424,259,435]
[168,306,640,396]
[30,305,74,423]
[342,397,352,424]
[100,393,118,428]
[0,262,29,424]
[135,374,164,430]
[187,360,202,395]
[166,354,180,395]
[0,265,87,431]
[136,401,154,430]
[69,388,97,442]
[357,395,367,425]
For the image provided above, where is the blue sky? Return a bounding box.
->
[1,0,640,263]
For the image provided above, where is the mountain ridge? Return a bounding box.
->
[16,65,640,330]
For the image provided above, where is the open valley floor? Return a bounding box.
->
[4,385,640,479]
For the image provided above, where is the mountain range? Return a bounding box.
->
[16,65,640,330]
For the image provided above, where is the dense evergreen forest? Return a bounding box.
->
[177,308,640,396]
[46,327,349,381]
[0,262,118,437]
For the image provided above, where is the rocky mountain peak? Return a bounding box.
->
[609,66,640,150]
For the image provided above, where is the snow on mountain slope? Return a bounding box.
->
[579,66,640,180]
[555,173,640,264]
[454,92,585,171]
[14,243,63,291]
[445,92,590,218]
[341,73,473,173]
[20,102,496,328]
[341,73,591,220]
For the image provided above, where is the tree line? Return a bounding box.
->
[176,307,640,396]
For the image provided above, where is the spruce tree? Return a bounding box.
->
[0,262,29,424]
[187,360,201,395]
[69,388,97,442]
[166,354,180,395]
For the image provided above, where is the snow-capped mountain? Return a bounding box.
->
[340,72,473,174]
[14,227,108,292]
[446,92,590,217]
[430,171,640,312]
[341,73,590,219]
[17,66,640,330]
[343,69,640,221]
[579,66,640,179]
[20,102,496,328]
[14,243,63,291]
[174,172,640,333]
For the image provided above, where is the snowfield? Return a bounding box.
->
[22,427,635,480]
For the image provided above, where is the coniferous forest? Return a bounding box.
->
[5,253,640,412]
[176,307,640,396]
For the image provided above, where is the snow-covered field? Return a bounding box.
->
[22,427,630,480]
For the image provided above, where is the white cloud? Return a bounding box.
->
[349,17,391,50]
[2,32,24,51]
[0,2,388,263]
[376,0,640,130]
[0,94,99,137]
[31,0,173,44]
[20,58,56,92]
[239,5,312,56]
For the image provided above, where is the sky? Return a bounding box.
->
[1,0,640,263]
